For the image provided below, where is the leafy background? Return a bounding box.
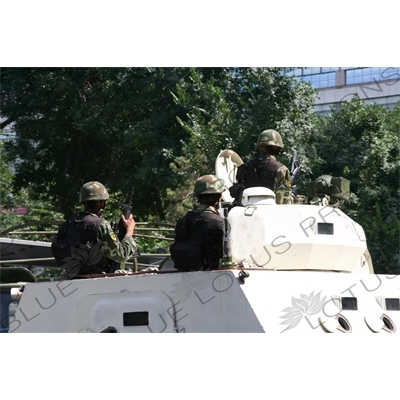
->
[1,68,399,274]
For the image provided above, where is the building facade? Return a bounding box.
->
[293,67,400,114]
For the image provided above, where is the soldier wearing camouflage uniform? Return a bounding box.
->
[52,181,137,279]
[229,129,292,204]
[170,175,225,271]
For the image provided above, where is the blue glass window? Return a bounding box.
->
[381,67,400,81]
[321,67,339,73]
[293,67,400,88]
[346,67,400,85]
[293,68,304,76]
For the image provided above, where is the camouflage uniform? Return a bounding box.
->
[79,181,137,263]
[230,130,292,204]
[95,214,136,263]
[53,181,137,278]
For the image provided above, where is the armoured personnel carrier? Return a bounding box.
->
[1,150,398,333]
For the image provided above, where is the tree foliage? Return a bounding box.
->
[1,68,398,275]
[0,140,14,208]
[1,68,189,220]
[312,97,400,274]
[167,67,318,210]
[173,68,317,172]
[1,67,317,221]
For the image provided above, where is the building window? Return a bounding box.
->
[293,67,400,89]
[321,67,340,73]
[345,67,400,85]
[297,71,336,89]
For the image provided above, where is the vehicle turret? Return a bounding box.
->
[227,187,373,273]
[305,175,350,206]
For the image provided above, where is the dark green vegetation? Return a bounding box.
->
[1,68,399,274]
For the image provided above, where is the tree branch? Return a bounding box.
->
[0,117,15,129]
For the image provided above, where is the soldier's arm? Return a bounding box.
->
[275,166,291,204]
[97,220,137,262]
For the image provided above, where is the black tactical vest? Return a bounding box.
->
[237,157,283,191]
[170,210,223,271]
[52,212,110,277]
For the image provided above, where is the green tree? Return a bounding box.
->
[1,68,318,224]
[0,139,14,208]
[170,67,318,198]
[2,68,398,276]
[1,138,64,240]
[107,67,190,221]
[1,68,190,221]
[312,97,400,274]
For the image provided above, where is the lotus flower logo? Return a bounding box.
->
[170,273,213,304]
[62,241,103,277]
[279,291,326,332]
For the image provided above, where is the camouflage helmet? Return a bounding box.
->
[79,181,110,202]
[194,175,225,196]
[257,129,284,148]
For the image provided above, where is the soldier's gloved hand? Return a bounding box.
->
[141,266,159,272]
[114,269,132,274]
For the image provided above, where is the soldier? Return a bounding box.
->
[229,129,292,204]
[51,181,137,279]
[170,175,225,271]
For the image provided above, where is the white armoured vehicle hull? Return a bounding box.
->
[2,149,399,333]
[8,268,399,333]
[7,201,399,334]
